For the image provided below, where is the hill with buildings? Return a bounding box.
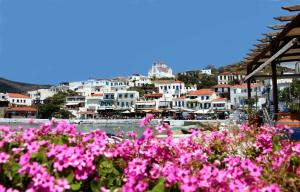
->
[0,77,51,93]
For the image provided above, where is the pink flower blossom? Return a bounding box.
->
[0,152,9,164]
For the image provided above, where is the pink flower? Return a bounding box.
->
[260,184,280,192]
[0,152,9,164]
[56,178,70,190]
[142,128,153,139]
[0,184,6,192]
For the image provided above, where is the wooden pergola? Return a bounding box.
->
[243,4,300,119]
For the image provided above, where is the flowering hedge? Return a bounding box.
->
[0,115,300,192]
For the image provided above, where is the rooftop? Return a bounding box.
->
[7,93,30,98]
[6,107,37,112]
[187,89,214,96]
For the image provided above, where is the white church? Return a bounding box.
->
[148,61,175,79]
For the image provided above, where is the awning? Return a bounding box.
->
[66,102,80,106]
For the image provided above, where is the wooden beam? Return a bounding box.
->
[268,24,286,30]
[258,38,271,43]
[274,15,297,22]
[247,13,300,70]
[252,74,300,80]
[282,5,300,12]
[254,43,268,48]
[263,32,280,38]
[245,38,298,81]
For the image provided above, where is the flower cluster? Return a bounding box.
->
[0,117,300,191]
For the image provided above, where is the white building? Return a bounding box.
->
[28,89,56,104]
[148,62,175,79]
[154,80,186,98]
[6,93,32,107]
[185,89,218,113]
[110,77,129,92]
[201,69,212,75]
[218,72,245,85]
[230,84,266,109]
[115,90,139,111]
[85,93,104,113]
[65,96,86,118]
[128,74,152,87]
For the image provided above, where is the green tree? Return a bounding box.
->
[37,90,78,119]
[279,80,300,113]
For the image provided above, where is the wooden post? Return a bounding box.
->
[271,41,279,120]
[247,79,251,102]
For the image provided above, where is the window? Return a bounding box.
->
[233,89,237,94]
[201,96,204,100]
[130,94,134,98]
[17,99,19,102]
[168,86,171,89]
[121,102,124,107]
[206,96,209,100]
[124,94,128,98]
[176,86,179,90]
[220,76,222,80]
[119,94,122,99]
[173,86,175,89]
[160,86,163,89]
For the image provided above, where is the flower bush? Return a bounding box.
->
[0,115,300,192]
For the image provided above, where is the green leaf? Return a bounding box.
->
[150,177,165,192]
[67,171,74,183]
[90,181,100,192]
[272,136,281,152]
[71,182,82,191]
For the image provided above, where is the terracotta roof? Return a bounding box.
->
[212,98,226,101]
[231,83,261,89]
[187,89,214,96]
[6,107,37,112]
[144,93,163,98]
[91,93,104,97]
[212,84,231,88]
[7,93,30,98]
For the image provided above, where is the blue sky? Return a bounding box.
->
[0,0,298,84]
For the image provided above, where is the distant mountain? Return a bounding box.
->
[0,77,51,93]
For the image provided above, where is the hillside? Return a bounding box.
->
[0,77,51,93]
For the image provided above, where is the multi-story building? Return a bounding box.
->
[110,77,129,92]
[128,74,152,87]
[148,62,175,79]
[115,91,139,111]
[217,72,245,85]
[28,89,56,104]
[6,93,32,107]
[230,83,266,109]
[154,80,186,98]
[185,89,218,113]
[65,96,85,118]
[85,93,104,113]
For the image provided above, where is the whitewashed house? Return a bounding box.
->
[28,89,56,104]
[115,90,139,111]
[65,96,85,118]
[85,93,104,113]
[185,89,218,113]
[136,93,162,111]
[6,93,32,107]
[128,74,152,87]
[148,62,175,79]
[154,80,186,98]
[230,84,266,109]
[217,72,245,85]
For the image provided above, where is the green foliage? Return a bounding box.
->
[37,90,77,119]
[177,72,217,88]
[128,84,157,97]
[150,177,165,192]
[279,80,300,113]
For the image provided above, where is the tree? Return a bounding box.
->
[38,90,78,119]
[279,80,300,113]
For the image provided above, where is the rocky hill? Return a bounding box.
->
[0,77,51,93]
